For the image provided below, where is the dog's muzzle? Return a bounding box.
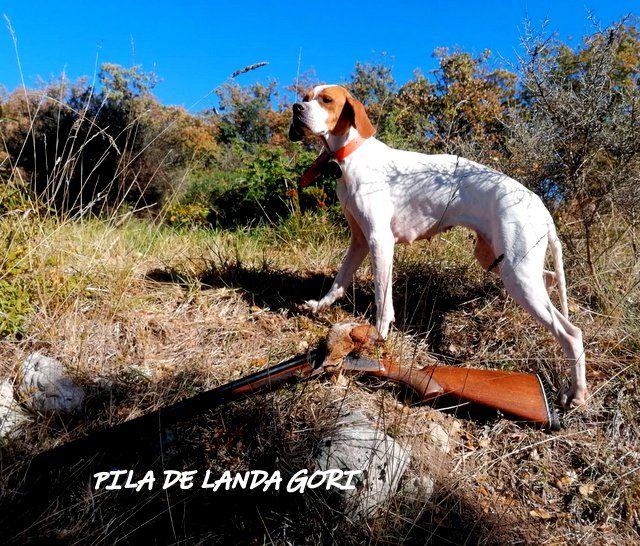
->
[289,103,306,142]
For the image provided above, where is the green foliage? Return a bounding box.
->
[0,278,31,337]
[426,48,516,156]
[345,51,516,158]
[163,144,336,228]
[99,63,159,100]
[0,145,34,337]
[349,59,396,107]
[348,60,401,146]
[164,201,211,228]
[215,82,278,145]
[0,231,32,337]
[208,147,330,226]
[386,73,436,150]
[0,180,30,214]
[512,20,640,208]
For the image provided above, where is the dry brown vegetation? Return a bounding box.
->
[0,210,637,544]
[1,15,640,546]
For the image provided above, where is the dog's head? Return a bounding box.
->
[289,85,376,142]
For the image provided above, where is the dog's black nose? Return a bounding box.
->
[293,103,304,114]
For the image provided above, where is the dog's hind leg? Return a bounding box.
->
[500,266,587,407]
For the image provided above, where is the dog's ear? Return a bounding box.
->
[345,93,376,138]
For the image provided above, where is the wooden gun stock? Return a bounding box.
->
[343,356,560,430]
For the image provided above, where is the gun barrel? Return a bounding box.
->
[32,349,324,468]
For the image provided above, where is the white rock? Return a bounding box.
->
[401,475,435,502]
[0,380,30,439]
[425,421,456,454]
[314,410,411,519]
[20,352,85,413]
[126,364,153,380]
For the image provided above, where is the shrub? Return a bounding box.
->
[0,64,219,215]
[168,147,336,228]
[506,19,640,307]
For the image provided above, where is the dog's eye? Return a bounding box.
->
[322,96,333,104]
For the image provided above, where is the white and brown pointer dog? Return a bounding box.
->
[290,85,587,407]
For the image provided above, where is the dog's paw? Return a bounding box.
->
[301,299,324,314]
[559,387,589,409]
[376,317,395,340]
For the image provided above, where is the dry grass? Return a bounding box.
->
[0,210,638,544]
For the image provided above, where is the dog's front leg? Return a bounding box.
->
[369,230,396,339]
[303,220,368,314]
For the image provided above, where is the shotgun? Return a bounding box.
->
[31,337,559,469]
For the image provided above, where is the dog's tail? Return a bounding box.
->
[548,224,569,318]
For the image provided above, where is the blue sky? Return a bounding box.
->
[1,1,637,111]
